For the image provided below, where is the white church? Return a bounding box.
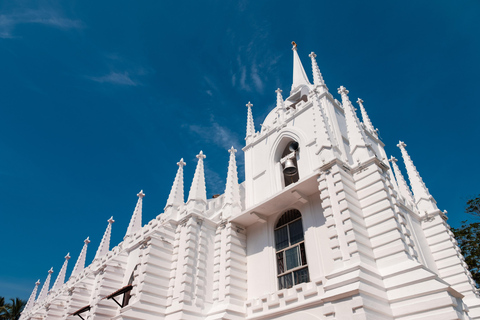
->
[20,43,480,320]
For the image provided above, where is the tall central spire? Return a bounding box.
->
[291,42,311,92]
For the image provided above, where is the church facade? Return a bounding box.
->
[20,44,480,320]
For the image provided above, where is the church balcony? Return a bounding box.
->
[231,172,320,227]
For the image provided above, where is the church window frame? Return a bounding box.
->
[274,209,309,289]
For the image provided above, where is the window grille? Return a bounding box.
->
[274,209,309,289]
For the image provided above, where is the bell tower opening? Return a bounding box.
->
[281,141,300,187]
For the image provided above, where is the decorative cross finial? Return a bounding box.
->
[108,216,115,224]
[246,101,253,108]
[357,98,364,104]
[275,88,282,94]
[36,279,41,285]
[338,86,349,95]
[84,237,90,244]
[291,41,297,50]
[196,151,206,160]
[137,190,145,198]
[309,52,317,58]
[389,156,398,163]
[48,268,54,274]
[177,158,186,167]
[228,146,237,154]
[65,253,71,260]
[397,141,407,148]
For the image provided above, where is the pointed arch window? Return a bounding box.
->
[274,209,309,289]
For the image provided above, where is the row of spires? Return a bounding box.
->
[23,147,241,314]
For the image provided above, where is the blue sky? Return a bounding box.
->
[1,0,479,300]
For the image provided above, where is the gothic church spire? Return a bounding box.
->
[291,42,311,92]
[37,268,53,302]
[70,237,90,279]
[338,86,372,162]
[187,151,207,213]
[94,217,114,260]
[308,52,327,92]
[23,280,40,312]
[222,147,241,218]
[51,253,70,292]
[245,101,255,141]
[125,190,144,238]
[398,141,438,212]
[389,156,414,205]
[357,98,377,137]
[164,159,186,215]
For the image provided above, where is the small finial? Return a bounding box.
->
[137,190,145,198]
[48,268,54,274]
[65,253,71,260]
[357,98,363,104]
[291,41,297,50]
[108,216,115,224]
[228,146,237,154]
[36,279,41,285]
[84,237,90,244]
[275,88,282,94]
[177,158,186,167]
[338,86,349,95]
[246,101,253,108]
[397,141,407,148]
[309,52,317,58]
[389,156,398,163]
[196,151,206,160]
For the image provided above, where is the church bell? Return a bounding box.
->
[283,159,297,176]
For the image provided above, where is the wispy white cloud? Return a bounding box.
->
[189,119,242,151]
[251,63,263,93]
[0,9,83,38]
[89,72,139,86]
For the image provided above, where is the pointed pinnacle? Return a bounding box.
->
[177,158,186,167]
[137,190,145,198]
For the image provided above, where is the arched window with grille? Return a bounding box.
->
[274,209,309,289]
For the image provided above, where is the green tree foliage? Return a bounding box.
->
[451,195,480,287]
[452,221,480,286]
[0,297,26,320]
[466,194,480,217]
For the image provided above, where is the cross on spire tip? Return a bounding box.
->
[338,86,349,95]
[137,190,145,198]
[397,141,407,148]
